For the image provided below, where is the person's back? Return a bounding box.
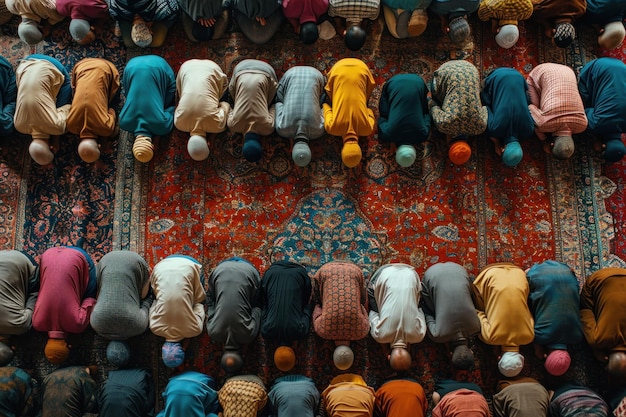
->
[492,377,549,417]
[268,375,320,417]
[322,374,375,417]
[375,378,427,417]
[219,375,268,417]
[0,250,38,338]
[0,56,16,137]
[549,382,609,417]
[42,366,98,417]
[99,368,156,417]
[0,366,40,417]
[157,371,218,417]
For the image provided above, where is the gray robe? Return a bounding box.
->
[0,250,38,336]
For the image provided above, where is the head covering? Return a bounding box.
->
[342,140,362,168]
[396,144,416,167]
[161,341,185,368]
[318,20,336,40]
[192,22,214,41]
[0,341,13,366]
[133,135,154,163]
[45,339,70,365]
[187,135,210,161]
[292,141,312,167]
[598,21,626,50]
[78,138,100,163]
[106,340,131,367]
[502,141,523,167]
[274,346,296,372]
[498,351,524,377]
[221,350,244,373]
[552,135,574,159]
[29,139,54,165]
[553,22,575,48]
[333,345,354,370]
[300,21,318,44]
[131,22,153,47]
[449,141,471,165]
[69,19,91,42]
[544,349,571,376]
[495,24,519,49]
[18,19,43,45]
[243,132,263,162]
[345,25,366,51]
[448,16,470,44]
[604,138,626,163]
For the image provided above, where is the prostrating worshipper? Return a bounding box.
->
[428,60,488,166]
[282,0,331,44]
[260,260,312,372]
[274,66,326,167]
[179,0,230,41]
[526,62,588,160]
[470,263,534,377]
[492,377,550,417]
[312,260,370,370]
[0,250,38,366]
[582,0,625,50]
[66,58,121,163]
[219,375,268,417]
[580,267,626,382]
[268,375,320,417]
[226,59,278,163]
[41,366,98,417]
[377,73,431,167]
[480,67,535,167]
[431,379,489,417]
[530,0,586,48]
[175,59,230,161]
[56,0,110,45]
[421,262,481,370]
[0,56,16,138]
[428,0,480,44]
[14,54,72,165]
[0,366,40,417]
[328,0,379,50]
[321,374,375,417]
[98,368,156,417]
[231,0,283,44]
[323,58,376,168]
[477,0,533,49]
[156,370,218,417]
[119,55,176,163]
[149,255,206,369]
[526,260,583,377]
[381,0,430,39]
[6,0,64,45]
[32,246,97,365]
[368,263,426,371]
[90,250,153,367]
[206,257,262,373]
[578,57,626,163]
[374,376,427,417]
[107,0,179,48]
[549,381,609,417]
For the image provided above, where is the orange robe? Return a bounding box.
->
[374,379,426,417]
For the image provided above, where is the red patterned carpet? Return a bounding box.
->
[0,10,625,413]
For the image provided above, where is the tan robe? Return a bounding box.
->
[5,0,63,23]
[14,59,70,140]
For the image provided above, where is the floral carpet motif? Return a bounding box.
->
[1,10,626,413]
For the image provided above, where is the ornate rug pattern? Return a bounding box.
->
[0,11,625,413]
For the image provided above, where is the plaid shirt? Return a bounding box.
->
[328,0,379,22]
[527,63,588,138]
[478,0,533,24]
[275,66,326,141]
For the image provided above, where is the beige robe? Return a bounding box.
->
[6,0,63,24]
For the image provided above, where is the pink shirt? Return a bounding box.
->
[32,247,96,338]
[56,0,109,20]
[527,63,588,139]
[282,0,329,24]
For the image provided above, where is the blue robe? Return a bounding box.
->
[481,67,534,145]
[119,55,176,138]
[428,0,480,18]
[268,375,320,417]
[0,56,16,137]
[156,371,219,417]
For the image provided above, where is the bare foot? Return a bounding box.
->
[490,136,504,156]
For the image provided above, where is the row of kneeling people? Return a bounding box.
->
[2,0,626,52]
[1,54,625,170]
[0,364,623,416]
[1,247,625,383]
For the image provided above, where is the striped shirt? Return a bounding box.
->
[275,66,326,141]
[527,63,588,138]
[108,0,179,22]
[328,0,379,22]
[550,385,609,417]
[478,0,533,25]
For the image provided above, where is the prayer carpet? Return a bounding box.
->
[0,11,625,414]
